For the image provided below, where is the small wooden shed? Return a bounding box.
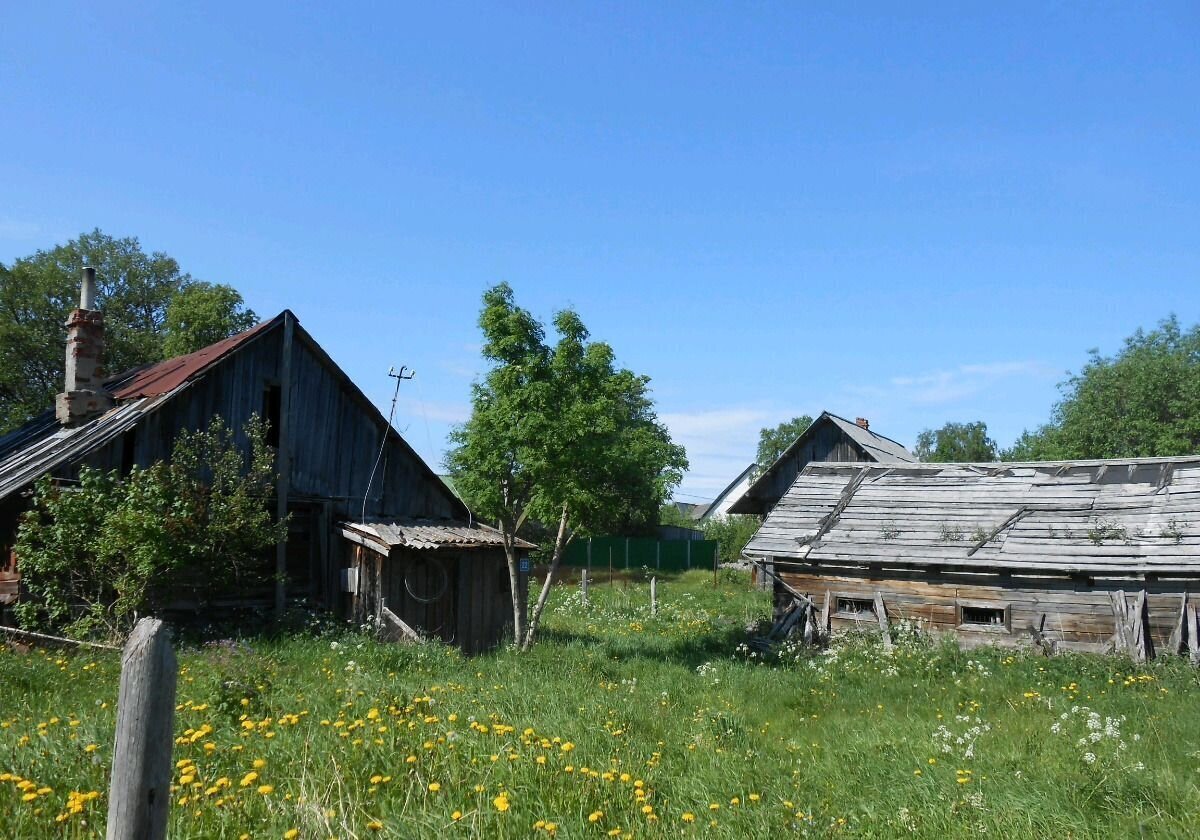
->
[338,520,534,654]
[745,458,1200,656]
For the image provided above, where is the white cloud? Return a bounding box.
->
[852,360,1058,406]
[660,407,776,500]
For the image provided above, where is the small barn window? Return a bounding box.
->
[835,597,876,618]
[958,604,1009,631]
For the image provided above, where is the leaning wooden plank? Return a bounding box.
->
[1189,605,1200,667]
[1,625,121,652]
[873,592,893,651]
[818,590,832,636]
[1109,590,1130,656]
[381,606,424,644]
[776,602,806,640]
[1167,592,1189,655]
[768,604,798,639]
[1130,590,1151,664]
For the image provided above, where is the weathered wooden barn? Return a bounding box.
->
[729,411,915,516]
[0,271,528,650]
[745,459,1200,655]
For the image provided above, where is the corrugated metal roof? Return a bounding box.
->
[109,315,281,399]
[341,520,537,553]
[0,392,179,503]
[746,458,1200,574]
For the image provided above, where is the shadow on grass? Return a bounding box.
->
[534,622,753,671]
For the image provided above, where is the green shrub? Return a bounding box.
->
[13,415,286,638]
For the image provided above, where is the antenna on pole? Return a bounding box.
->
[362,366,415,523]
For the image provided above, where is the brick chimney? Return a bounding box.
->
[855,417,869,430]
[55,267,113,425]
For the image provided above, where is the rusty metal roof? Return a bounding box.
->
[109,315,282,399]
[340,520,536,554]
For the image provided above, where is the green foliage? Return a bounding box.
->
[755,414,814,469]
[13,416,285,639]
[163,282,258,357]
[1005,316,1200,460]
[446,283,687,647]
[914,421,998,462]
[700,514,761,562]
[0,230,257,433]
[5,572,1200,838]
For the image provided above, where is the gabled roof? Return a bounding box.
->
[823,413,916,463]
[340,520,536,554]
[109,316,281,399]
[745,458,1200,575]
[0,312,466,518]
[728,411,915,515]
[696,462,758,521]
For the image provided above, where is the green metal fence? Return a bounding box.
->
[561,537,718,572]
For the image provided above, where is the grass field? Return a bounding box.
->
[2,569,1199,839]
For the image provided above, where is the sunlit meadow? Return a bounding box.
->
[3,569,1199,838]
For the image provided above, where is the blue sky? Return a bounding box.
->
[2,3,1198,501]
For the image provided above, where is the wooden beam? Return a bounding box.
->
[874,592,893,651]
[274,312,294,619]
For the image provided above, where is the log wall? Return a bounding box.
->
[778,564,1195,651]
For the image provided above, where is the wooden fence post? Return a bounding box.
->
[581,569,589,605]
[650,576,657,617]
[106,618,177,840]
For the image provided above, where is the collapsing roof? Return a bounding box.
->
[745,458,1200,576]
[340,521,536,555]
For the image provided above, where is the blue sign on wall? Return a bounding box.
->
[519,558,531,573]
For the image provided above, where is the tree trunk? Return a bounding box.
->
[501,523,525,648]
[521,503,570,651]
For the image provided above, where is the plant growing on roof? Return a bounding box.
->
[446,283,687,651]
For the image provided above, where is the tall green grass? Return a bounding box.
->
[2,569,1198,838]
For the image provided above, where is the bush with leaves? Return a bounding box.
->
[14,415,286,639]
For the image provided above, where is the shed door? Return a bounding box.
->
[392,554,459,644]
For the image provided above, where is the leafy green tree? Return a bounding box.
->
[163,282,259,357]
[14,416,285,639]
[914,421,998,462]
[0,230,257,433]
[1005,316,1200,460]
[701,514,762,562]
[447,283,687,650]
[756,415,814,470]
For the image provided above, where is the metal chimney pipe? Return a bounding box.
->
[80,267,97,310]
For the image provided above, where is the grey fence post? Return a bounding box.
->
[650,576,658,617]
[581,569,589,605]
[106,618,177,840]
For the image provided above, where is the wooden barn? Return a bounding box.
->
[0,270,529,650]
[729,411,915,516]
[745,459,1200,657]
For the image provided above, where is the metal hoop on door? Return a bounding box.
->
[405,556,449,604]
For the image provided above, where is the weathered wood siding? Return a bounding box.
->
[344,539,514,654]
[778,566,1192,650]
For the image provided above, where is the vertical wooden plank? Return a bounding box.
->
[106,619,176,840]
[274,313,294,618]
[873,592,893,650]
[581,569,589,605]
[650,576,657,617]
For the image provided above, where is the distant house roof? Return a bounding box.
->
[729,411,916,515]
[696,463,759,521]
[745,458,1200,575]
[822,413,915,463]
[340,520,536,554]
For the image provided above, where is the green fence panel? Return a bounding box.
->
[561,537,717,571]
